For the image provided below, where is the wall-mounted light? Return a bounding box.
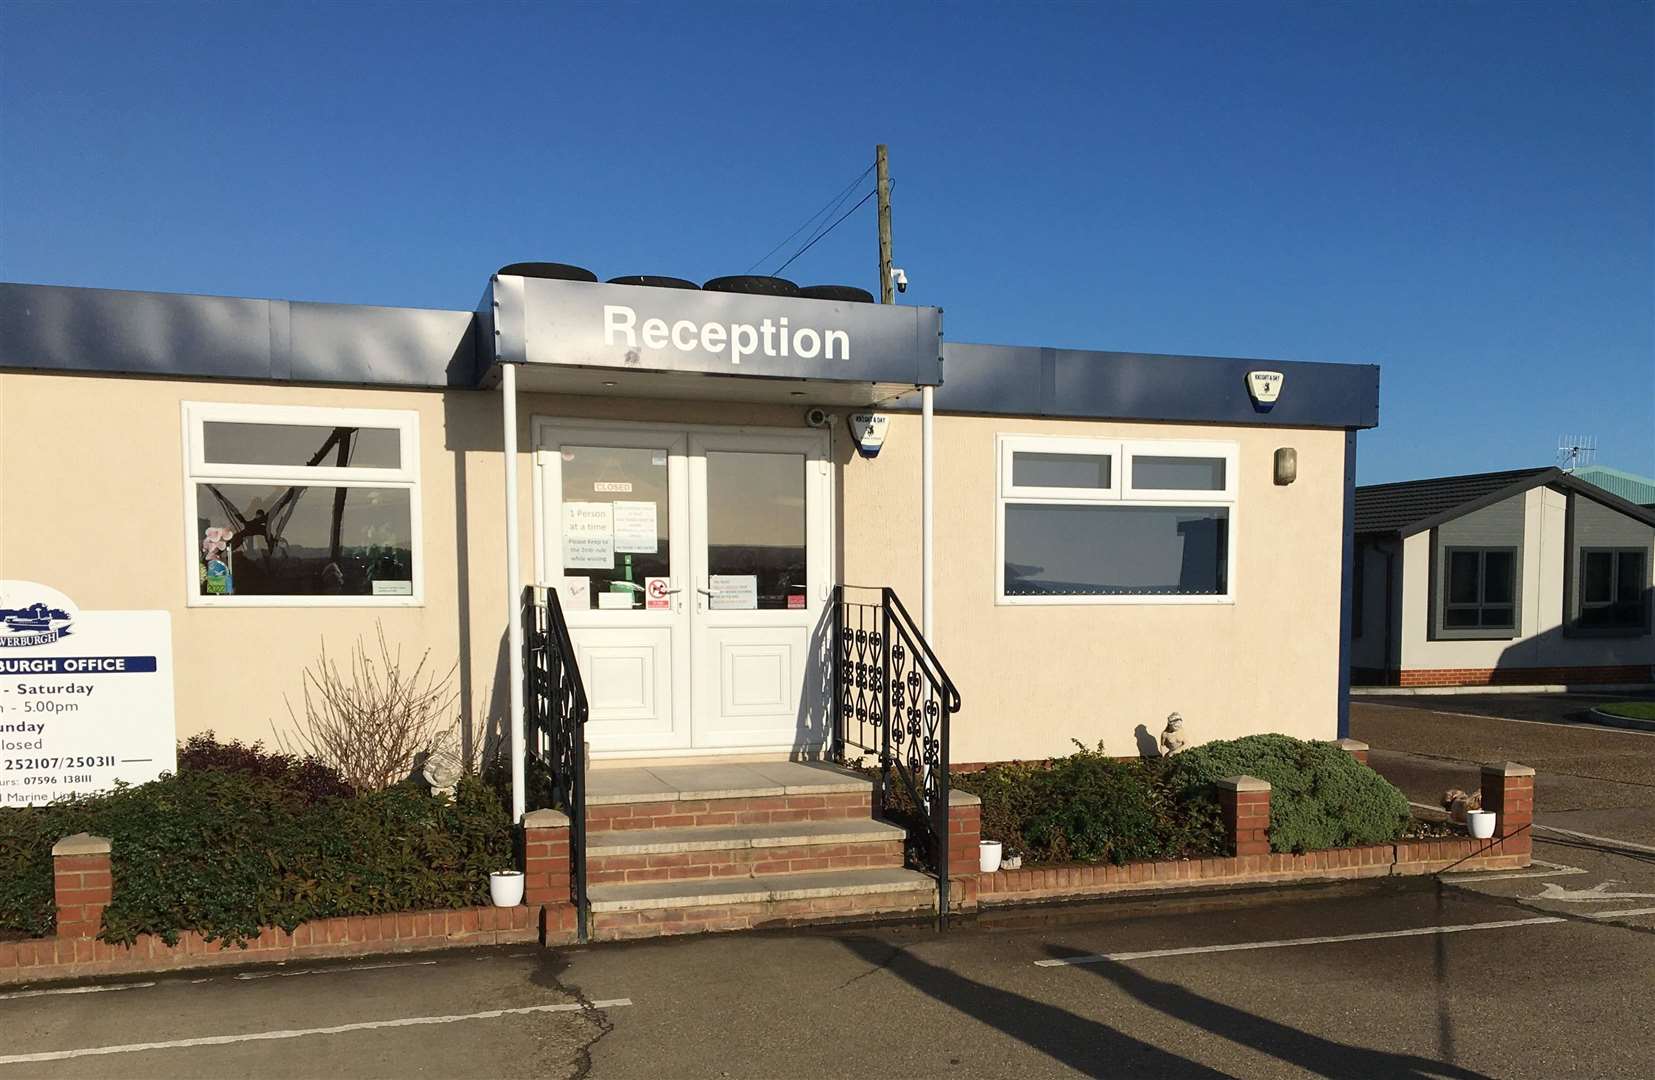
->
[1274,447,1297,485]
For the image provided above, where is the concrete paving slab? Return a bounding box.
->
[584,768,678,806]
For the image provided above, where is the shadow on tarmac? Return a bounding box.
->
[837,935,1225,1078]
[1042,941,1496,1080]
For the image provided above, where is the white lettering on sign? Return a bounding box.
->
[0,581,175,806]
[603,305,850,366]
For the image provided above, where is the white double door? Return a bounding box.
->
[536,421,831,756]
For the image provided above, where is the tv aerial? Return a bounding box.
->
[1556,434,1598,471]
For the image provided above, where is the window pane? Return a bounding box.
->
[1132,455,1226,491]
[1479,605,1515,629]
[1004,505,1228,596]
[195,484,412,597]
[1447,551,1481,605]
[203,422,401,469]
[1012,452,1111,490]
[1615,552,1646,605]
[1482,551,1515,604]
[1443,608,1480,629]
[559,445,671,610]
[707,451,806,610]
[1581,551,1614,604]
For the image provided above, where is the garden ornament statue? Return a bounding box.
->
[422,752,462,801]
[1159,713,1187,757]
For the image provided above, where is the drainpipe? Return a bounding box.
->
[502,360,526,823]
[922,385,935,641]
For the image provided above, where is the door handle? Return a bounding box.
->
[696,587,714,597]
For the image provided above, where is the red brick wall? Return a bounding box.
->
[1396,664,1652,688]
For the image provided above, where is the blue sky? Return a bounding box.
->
[2,2,1650,483]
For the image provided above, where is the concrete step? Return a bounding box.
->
[587,867,938,941]
[586,761,874,832]
[586,818,908,883]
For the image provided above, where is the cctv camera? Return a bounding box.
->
[804,407,831,428]
[890,267,908,293]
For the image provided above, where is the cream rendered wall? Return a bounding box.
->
[2,370,1352,765]
[0,370,805,758]
[841,413,1348,764]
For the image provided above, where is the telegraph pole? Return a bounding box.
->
[876,144,893,303]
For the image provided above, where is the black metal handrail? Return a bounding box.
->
[523,585,590,942]
[832,584,963,926]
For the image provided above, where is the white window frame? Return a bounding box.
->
[995,434,1239,606]
[181,401,423,607]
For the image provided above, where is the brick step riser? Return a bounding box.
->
[591,889,937,941]
[587,792,874,832]
[588,840,906,885]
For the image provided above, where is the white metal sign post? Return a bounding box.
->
[0,581,175,806]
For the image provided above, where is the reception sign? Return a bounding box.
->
[0,581,175,806]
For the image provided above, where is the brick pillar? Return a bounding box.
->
[522,809,571,906]
[946,789,981,912]
[1217,776,1271,857]
[52,833,112,939]
[1333,738,1369,766]
[1480,762,1534,857]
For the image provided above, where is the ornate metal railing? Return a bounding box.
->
[832,585,963,926]
[523,585,590,941]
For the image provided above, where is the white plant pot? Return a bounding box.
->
[979,840,1003,874]
[1467,810,1497,840]
[489,870,525,907]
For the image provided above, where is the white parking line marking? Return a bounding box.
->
[1587,906,1655,919]
[1034,918,1566,966]
[0,982,155,1002]
[1533,824,1655,856]
[233,960,439,980]
[1441,859,1587,883]
[0,998,634,1065]
[1530,881,1655,903]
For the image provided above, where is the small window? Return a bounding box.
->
[183,403,421,605]
[1577,548,1649,631]
[997,435,1237,604]
[1441,548,1516,632]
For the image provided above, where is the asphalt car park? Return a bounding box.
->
[4,696,1653,1079]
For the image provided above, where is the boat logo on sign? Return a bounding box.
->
[0,595,74,647]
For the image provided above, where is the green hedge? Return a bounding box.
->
[0,772,512,944]
[953,743,1226,865]
[1167,734,1411,853]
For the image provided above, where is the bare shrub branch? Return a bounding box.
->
[276,623,459,792]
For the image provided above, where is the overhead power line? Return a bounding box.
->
[772,186,878,277]
[744,163,874,275]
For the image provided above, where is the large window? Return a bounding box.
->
[997,436,1237,604]
[1441,547,1516,632]
[1576,548,1650,631]
[183,403,421,605]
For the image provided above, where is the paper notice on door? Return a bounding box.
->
[612,501,659,554]
[644,577,672,610]
[709,575,759,610]
[560,576,591,608]
[563,502,614,569]
[597,590,634,610]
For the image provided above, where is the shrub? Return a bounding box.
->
[177,731,355,802]
[277,624,459,792]
[1167,734,1412,853]
[953,743,1226,865]
[0,771,511,944]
